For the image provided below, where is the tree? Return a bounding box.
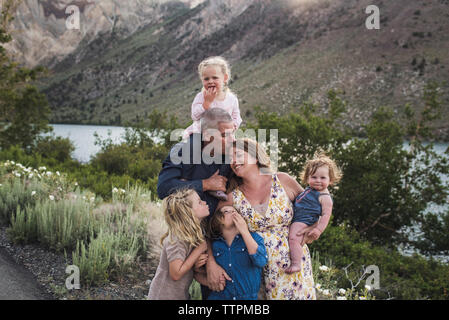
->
[0,0,52,150]
[252,85,449,251]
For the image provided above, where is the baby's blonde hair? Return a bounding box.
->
[160,189,205,247]
[301,153,343,186]
[198,56,232,91]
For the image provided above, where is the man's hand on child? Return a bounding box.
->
[203,170,227,192]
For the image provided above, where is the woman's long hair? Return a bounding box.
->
[227,138,272,193]
[160,189,205,247]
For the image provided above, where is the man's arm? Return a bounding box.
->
[157,152,203,199]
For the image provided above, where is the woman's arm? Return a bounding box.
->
[277,172,304,201]
[206,239,231,291]
[169,242,207,281]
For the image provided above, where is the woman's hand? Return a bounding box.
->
[302,228,321,245]
[206,259,231,292]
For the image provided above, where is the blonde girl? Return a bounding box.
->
[182,56,242,140]
[148,188,210,300]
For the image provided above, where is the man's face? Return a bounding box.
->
[217,121,235,155]
[203,121,235,156]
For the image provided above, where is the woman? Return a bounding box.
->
[216,138,317,300]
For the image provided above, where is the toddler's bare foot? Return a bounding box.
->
[285,263,302,274]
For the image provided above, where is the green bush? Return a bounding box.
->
[310,222,449,299]
[33,135,75,163]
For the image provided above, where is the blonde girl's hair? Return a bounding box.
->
[300,152,343,186]
[227,138,272,192]
[198,56,232,92]
[160,189,205,247]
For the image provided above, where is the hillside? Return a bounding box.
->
[30,0,449,138]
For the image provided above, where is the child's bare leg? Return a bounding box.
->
[285,222,307,273]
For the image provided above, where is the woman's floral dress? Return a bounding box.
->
[232,174,316,300]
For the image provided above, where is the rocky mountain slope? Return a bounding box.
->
[7,0,449,138]
[6,0,205,67]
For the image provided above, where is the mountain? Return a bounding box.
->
[7,0,449,139]
[5,0,205,67]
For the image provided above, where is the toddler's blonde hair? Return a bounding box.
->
[301,153,343,186]
[160,189,205,247]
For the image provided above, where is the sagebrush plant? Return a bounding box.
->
[0,161,156,286]
[9,195,95,251]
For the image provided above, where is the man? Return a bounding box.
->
[157,108,235,299]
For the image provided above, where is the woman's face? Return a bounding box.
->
[231,148,258,177]
[189,192,210,220]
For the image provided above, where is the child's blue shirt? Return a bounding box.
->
[208,232,268,300]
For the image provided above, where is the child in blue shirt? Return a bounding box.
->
[198,205,268,300]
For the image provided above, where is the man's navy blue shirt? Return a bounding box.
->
[208,232,268,300]
[157,133,232,217]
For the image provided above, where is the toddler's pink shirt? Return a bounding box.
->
[182,91,242,140]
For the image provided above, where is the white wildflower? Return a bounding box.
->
[74,182,78,186]
[11,161,15,165]
[337,296,347,300]
[119,188,126,194]
[15,172,21,178]
[338,289,346,295]
[365,285,372,291]
[319,265,330,272]
[49,195,55,201]
[46,171,52,177]
[31,191,36,196]
[322,289,330,296]
[56,171,60,176]
[112,187,118,193]
[38,166,46,171]
[315,283,321,291]
[82,196,86,200]
[90,197,95,202]
[29,173,34,179]
[359,296,367,300]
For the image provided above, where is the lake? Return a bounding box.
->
[50,124,127,163]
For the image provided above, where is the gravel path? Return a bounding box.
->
[0,247,53,300]
[0,226,156,300]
